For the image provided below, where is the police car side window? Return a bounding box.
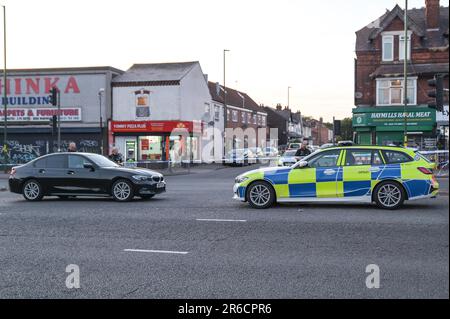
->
[381,150,413,164]
[344,150,372,166]
[308,150,341,168]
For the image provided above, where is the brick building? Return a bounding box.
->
[353,0,449,148]
[208,82,267,150]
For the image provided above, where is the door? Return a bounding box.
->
[339,149,378,198]
[35,154,68,193]
[63,154,101,195]
[289,149,342,198]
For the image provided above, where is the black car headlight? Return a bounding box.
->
[131,175,149,181]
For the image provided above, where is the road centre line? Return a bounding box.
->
[196,218,247,222]
[123,249,189,255]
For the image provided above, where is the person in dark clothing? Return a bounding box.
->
[295,143,311,157]
[109,147,124,165]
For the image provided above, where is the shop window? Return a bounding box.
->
[139,136,162,161]
[376,78,416,106]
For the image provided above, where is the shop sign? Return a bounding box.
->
[353,108,436,128]
[0,107,82,122]
[111,121,199,133]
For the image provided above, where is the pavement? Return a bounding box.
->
[0,166,448,299]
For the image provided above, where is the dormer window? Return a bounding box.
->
[382,35,394,61]
[399,34,411,60]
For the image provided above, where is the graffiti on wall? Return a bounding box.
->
[1,136,100,164]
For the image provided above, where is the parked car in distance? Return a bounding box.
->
[264,147,279,157]
[9,152,166,202]
[224,148,255,166]
[278,150,301,166]
[337,140,355,147]
[287,143,301,150]
[320,143,335,149]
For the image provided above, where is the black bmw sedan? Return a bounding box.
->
[8,152,166,202]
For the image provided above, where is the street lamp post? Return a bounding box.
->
[98,88,105,155]
[223,49,230,156]
[1,5,6,163]
[403,0,409,147]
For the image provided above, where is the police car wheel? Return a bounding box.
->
[374,181,405,210]
[112,179,134,202]
[22,179,44,201]
[247,181,275,209]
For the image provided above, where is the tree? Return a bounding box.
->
[337,118,353,141]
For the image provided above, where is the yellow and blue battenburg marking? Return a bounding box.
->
[234,159,438,201]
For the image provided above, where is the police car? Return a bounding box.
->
[233,146,439,210]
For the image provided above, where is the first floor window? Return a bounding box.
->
[377,78,416,106]
[232,110,238,122]
[214,105,220,121]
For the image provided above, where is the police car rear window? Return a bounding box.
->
[381,150,413,164]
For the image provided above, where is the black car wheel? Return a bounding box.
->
[374,181,405,210]
[140,194,155,200]
[247,181,275,209]
[111,179,134,202]
[22,179,44,201]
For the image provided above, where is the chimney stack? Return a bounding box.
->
[276,103,282,110]
[425,0,440,30]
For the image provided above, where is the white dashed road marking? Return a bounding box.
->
[196,218,247,222]
[123,249,189,255]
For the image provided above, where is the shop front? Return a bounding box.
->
[109,120,202,165]
[352,106,437,149]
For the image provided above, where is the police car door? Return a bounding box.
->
[290,149,342,198]
[340,149,374,198]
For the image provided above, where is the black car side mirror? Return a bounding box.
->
[83,163,95,171]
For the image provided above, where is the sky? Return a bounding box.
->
[1,0,449,122]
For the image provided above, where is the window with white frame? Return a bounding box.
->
[399,34,411,61]
[241,111,246,123]
[382,35,394,62]
[214,105,220,121]
[377,78,417,106]
[204,103,210,114]
[262,115,266,126]
[253,114,257,125]
[232,110,238,122]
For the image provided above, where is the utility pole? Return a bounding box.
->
[223,49,230,156]
[57,89,61,152]
[403,0,409,147]
[2,5,7,163]
[98,88,105,155]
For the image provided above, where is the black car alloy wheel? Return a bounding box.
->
[112,179,134,202]
[22,179,44,201]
